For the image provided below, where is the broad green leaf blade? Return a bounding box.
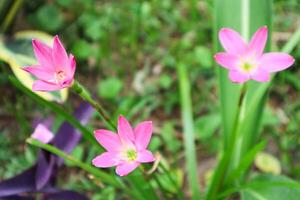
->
[225,140,267,186]
[0,30,68,102]
[242,174,300,200]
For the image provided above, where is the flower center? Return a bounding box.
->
[55,71,66,83]
[126,149,137,161]
[241,62,253,72]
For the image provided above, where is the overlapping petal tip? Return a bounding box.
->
[116,162,140,177]
[214,53,238,70]
[259,52,295,72]
[32,80,62,91]
[137,150,155,163]
[252,68,270,82]
[23,66,54,81]
[228,70,249,83]
[219,28,247,55]
[52,35,69,71]
[248,26,268,55]
[92,152,119,168]
[118,115,135,143]
[94,129,121,152]
[69,54,76,77]
[32,39,53,68]
[134,121,153,150]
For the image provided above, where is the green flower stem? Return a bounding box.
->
[26,138,143,199]
[205,84,247,200]
[1,0,24,33]
[71,80,116,130]
[176,63,201,200]
[159,163,185,200]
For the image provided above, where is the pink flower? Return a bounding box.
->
[31,124,54,144]
[23,35,76,91]
[92,115,155,176]
[214,26,295,83]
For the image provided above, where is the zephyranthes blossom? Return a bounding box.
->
[214,26,295,83]
[31,123,54,144]
[23,35,76,91]
[92,115,155,176]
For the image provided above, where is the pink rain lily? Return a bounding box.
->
[92,115,155,176]
[23,36,76,91]
[214,26,295,83]
[31,124,54,144]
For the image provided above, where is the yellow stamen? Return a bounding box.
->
[126,149,137,161]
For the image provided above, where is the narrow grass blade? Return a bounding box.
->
[176,63,201,200]
[8,75,100,149]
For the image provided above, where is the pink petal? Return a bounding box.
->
[228,70,250,83]
[116,162,139,176]
[219,28,247,55]
[248,26,268,56]
[259,53,295,72]
[52,35,69,72]
[92,152,120,168]
[32,39,54,70]
[23,66,54,82]
[94,129,121,152]
[214,53,239,70]
[117,115,135,144]
[32,80,62,91]
[251,68,270,82]
[31,124,54,144]
[134,121,153,150]
[68,54,76,78]
[137,150,155,163]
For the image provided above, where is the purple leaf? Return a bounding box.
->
[43,191,89,200]
[0,102,94,200]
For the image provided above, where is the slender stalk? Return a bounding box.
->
[1,0,23,33]
[159,163,185,200]
[27,138,119,186]
[26,138,143,199]
[71,80,116,130]
[176,63,201,200]
[205,84,247,200]
[282,26,300,53]
[8,76,100,149]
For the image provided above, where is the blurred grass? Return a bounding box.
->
[1,0,300,199]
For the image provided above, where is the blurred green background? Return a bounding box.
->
[1,0,300,199]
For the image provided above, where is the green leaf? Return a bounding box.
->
[225,140,267,186]
[195,113,220,140]
[242,174,300,200]
[161,122,181,153]
[176,63,201,199]
[98,77,123,99]
[72,39,93,59]
[194,46,212,68]
[33,5,64,32]
[0,31,68,102]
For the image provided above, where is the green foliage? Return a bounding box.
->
[242,174,300,200]
[2,0,300,199]
[97,77,123,99]
[32,5,64,32]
